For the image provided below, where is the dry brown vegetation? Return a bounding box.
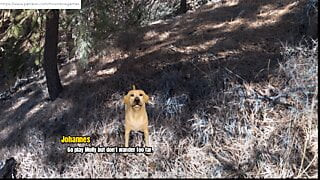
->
[0,0,318,178]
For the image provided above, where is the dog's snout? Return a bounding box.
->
[134,97,140,102]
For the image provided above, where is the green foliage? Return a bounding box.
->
[10,24,23,38]
[0,10,44,80]
[67,0,149,70]
[72,5,93,70]
[74,16,92,70]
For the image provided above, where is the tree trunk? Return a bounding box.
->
[179,0,187,14]
[43,10,62,100]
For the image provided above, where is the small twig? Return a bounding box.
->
[297,135,309,177]
[297,151,317,178]
[223,67,247,83]
[190,61,209,77]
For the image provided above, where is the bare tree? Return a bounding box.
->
[43,10,62,100]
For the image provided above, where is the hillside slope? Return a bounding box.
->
[0,0,318,178]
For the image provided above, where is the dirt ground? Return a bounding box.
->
[0,0,318,178]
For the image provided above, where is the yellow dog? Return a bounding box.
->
[123,85,150,147]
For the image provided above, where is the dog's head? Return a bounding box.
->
[124,89,149,110]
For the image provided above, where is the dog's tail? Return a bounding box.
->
[132,85,136,90]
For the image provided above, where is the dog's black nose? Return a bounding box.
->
[134,97,140,102]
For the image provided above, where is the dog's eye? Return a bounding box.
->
[139,94,143,96]
[130,94,134,97]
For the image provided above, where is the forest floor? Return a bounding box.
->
[0,0,318,178]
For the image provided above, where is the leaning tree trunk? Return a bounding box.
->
[43,10,62,100]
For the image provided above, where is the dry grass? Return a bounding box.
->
[1,38,317,178]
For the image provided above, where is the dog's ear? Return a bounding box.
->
[143,93,149,103]
[123,94,130,105]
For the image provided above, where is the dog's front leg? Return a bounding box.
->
[125,127,130,147]
[144,128,149,147]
